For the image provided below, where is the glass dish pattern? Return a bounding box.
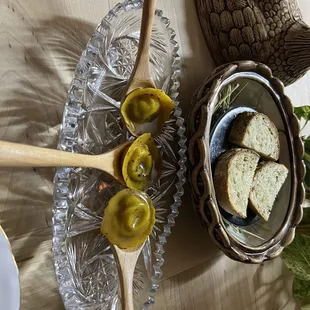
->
[52,1,186,309]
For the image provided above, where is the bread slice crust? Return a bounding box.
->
[214,148,260,218]
[249,162,288,221]
[229,112,280,161]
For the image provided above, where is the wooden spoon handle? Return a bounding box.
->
[0,140,96,169]
[120,264,135,310]
[126,0,157,94]
[114,246,144,310]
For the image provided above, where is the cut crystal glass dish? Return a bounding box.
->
[52,1,186,309]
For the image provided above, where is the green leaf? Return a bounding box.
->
[302,304,310,310]
[304,166,310,189]
[301,208,310,226]
[293,278,310,301]
[297,209,310,236]
[303,140,310,188]
[305,154,310,165]
[295,106,310,122]
[282,233,310,281]
[304,137,310,154]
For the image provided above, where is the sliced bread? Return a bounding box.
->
[229,112,280,161]
[249,162,288,221]
[214,148,260,218]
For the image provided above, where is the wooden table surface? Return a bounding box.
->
[0,0,309,309]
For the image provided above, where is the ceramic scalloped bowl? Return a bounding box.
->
[188,61,305,263]
[52,1,186,309]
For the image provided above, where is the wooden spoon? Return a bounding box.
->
[114,2,157,308]
[113,243,145,310]
[125,0,157,95]
[0,140,130,183]
[0,139,147,309]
